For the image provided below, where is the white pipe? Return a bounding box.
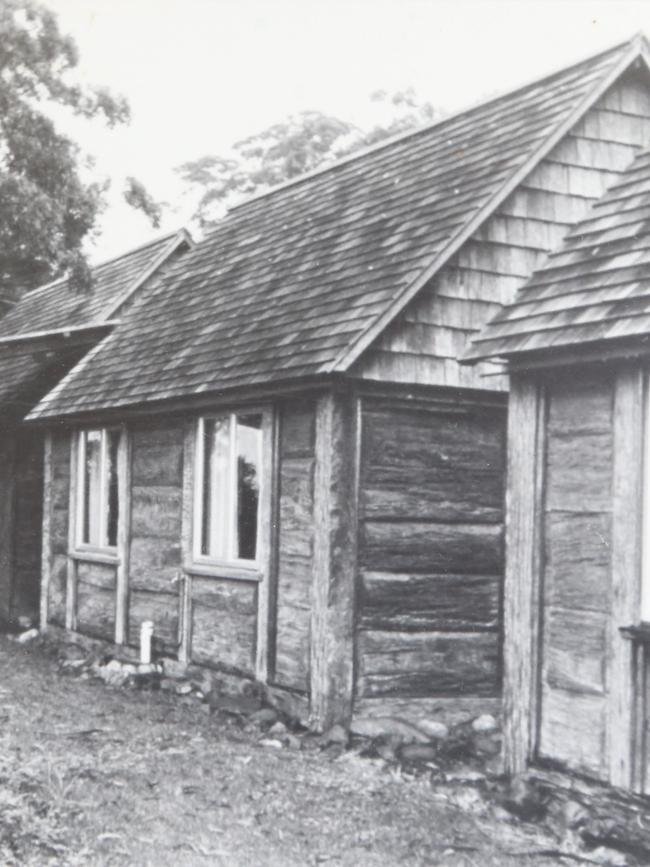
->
[140,620,154,664]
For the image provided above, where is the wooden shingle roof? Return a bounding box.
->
[28,37,649,420]
[0,231,190,417]
[467,146,650,361]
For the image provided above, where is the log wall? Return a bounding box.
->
[355,395,506,716]
[272,399,316,692]
[355,69,650,391]
[47,430,71,627]
[538,375,615,780]
[12,430,44,621]
[128,421,184,652]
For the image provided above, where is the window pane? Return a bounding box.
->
[201,417,230,558]
[82,431,102,546]
[106,430,120,547]
[236,414,262,561]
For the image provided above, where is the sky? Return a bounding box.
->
[42,0,650,260]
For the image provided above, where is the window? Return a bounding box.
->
[194,412,264,566]
[76,428,120,550]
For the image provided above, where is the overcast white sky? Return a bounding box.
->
[42,0,650,259]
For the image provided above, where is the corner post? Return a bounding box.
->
[115,425,131,645]
[503,375,545,775]
[310,390,358,731]
[610,367,644,789]
[40,432,53,632]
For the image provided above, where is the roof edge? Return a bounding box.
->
[229,36,639,214]
[0,320,118,349]
[101,228,194,322]
[329,34,650,374]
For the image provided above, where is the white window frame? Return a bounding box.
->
[192,410,268,571]
[75,427,121,553]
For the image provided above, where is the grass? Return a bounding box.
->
[0,636,580,866]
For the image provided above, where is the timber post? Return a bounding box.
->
[310,390,358,731]
[503,376,545,775]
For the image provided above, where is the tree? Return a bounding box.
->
[0,0,162,300]
[177,89,438,225]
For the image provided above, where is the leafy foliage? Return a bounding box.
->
[177,89,438,224]
[0,0,160,299]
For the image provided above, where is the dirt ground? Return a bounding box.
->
[0,636,579,866]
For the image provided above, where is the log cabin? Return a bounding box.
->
[23,35,650,733]
[0,230,191,626]
[466,140,650,792]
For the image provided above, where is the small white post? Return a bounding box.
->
[140,620,154,664]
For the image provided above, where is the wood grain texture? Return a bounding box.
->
[128,589,179,651]
[545,430,613,513]
[115,426,131,644]
[179,418,195,664]
[130,423,184,486]
[610,367,643,788]
[354,695,501,728]
[503,377,542,775]
[539,686,607,778]
[544,512,611,613]
[310,391,357,729]
[359,570,499,632]
[190,577,257,674]
[65,433,77,631]
[357,629,500,698]
[76,580,114,640]
[274,402,316,691]
[40,433,52,631]
[544,607,608,695]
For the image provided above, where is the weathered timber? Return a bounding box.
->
[543,607,608,695]
[255,409,278,682]
[76,580,114,641]
[129,537,181,592]
[610,367,643,788]
[545,430,613,513]
[279,400,315,458]
[528,765,650,863]
[131,486,182,539]
[503,377,543,775]
[359,570,499,632]
[65,432,77,631]
[273,407,315,691]
[179,419,195,665]
[354,695,501,728]
[360,520,502,574]
[130,423,184,486]
[357,629,500,698]
[310,391,357,729]
[76,560,116,591]
[543,512,611,613]
[47,554,67,627]
[115,426,130,644]
[11,431,44,620]
[40,433,52,630]
[546,378,613,435]
[191,577,257,674]
[128,589,179,650]
[538,686,606,779]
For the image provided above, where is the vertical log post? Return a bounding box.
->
[179,419,195,665]
[115,425,132,645]
[310,390,357,731]
[610,368,643,789]
[503,376,544,775]
[40,433,53,632]
[65,432,78,631]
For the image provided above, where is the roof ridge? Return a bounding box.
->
[227,35,636,214]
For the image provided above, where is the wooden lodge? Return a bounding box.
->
[7,35,650,734]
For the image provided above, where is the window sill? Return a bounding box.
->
[620,624,650,644]
[183,562,262,582]
[70,549,119,566]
